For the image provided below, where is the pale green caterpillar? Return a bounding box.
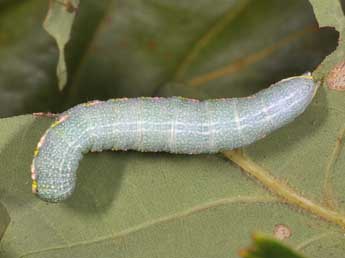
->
[32,74,316,202]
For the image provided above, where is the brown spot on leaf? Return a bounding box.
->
[326,61,345,91]
[273,224,292,240]
[147,40,157,50]
[55,0,78,13]
[65,2,77,13]
[119,40,128,48]
[238,248,249,257]
[164,52,173,60]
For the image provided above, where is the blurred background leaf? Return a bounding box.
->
[0,1,60,116]
[0,0,345,258]
[0,0,339,117]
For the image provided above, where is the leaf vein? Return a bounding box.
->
[187,24,318,87]
[224,149,345,229]
[174,0,251,80]
[322,121,345,210]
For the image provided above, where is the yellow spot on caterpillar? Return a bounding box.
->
[32,180,38,193]
[50,120,61,128]
[34,148,39,157]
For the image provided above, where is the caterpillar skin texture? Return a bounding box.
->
[32,75,316,202]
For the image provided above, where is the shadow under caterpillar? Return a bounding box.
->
[31,74,317,202]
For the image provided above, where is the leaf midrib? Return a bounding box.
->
[224,142,345,229]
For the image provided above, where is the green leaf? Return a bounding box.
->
[309,0,345,80]
[0,0,345,258]
[0,0,338,116]
[239,233,307,258]
[0,1,61,117]
[63,0,337,103]
[3,114,344,258]
[309,0,345,29]
[43,0,80,91]
[0,0,117,117]
[0,202,10,242]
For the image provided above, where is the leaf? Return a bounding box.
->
[0,0,110,117]
[0,202,10,242]
[239,233,307,258]
[43,0,80,90]
[309,0,345,29]
[308,0,345,80]
[63,0,337,103]
[0,1,61,117]
[0,0,338,116]
[0,0,345,258]
[1,115,343,258]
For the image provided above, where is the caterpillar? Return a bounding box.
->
[31,74,316,202]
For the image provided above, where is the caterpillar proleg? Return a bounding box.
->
[32,74,316,202]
